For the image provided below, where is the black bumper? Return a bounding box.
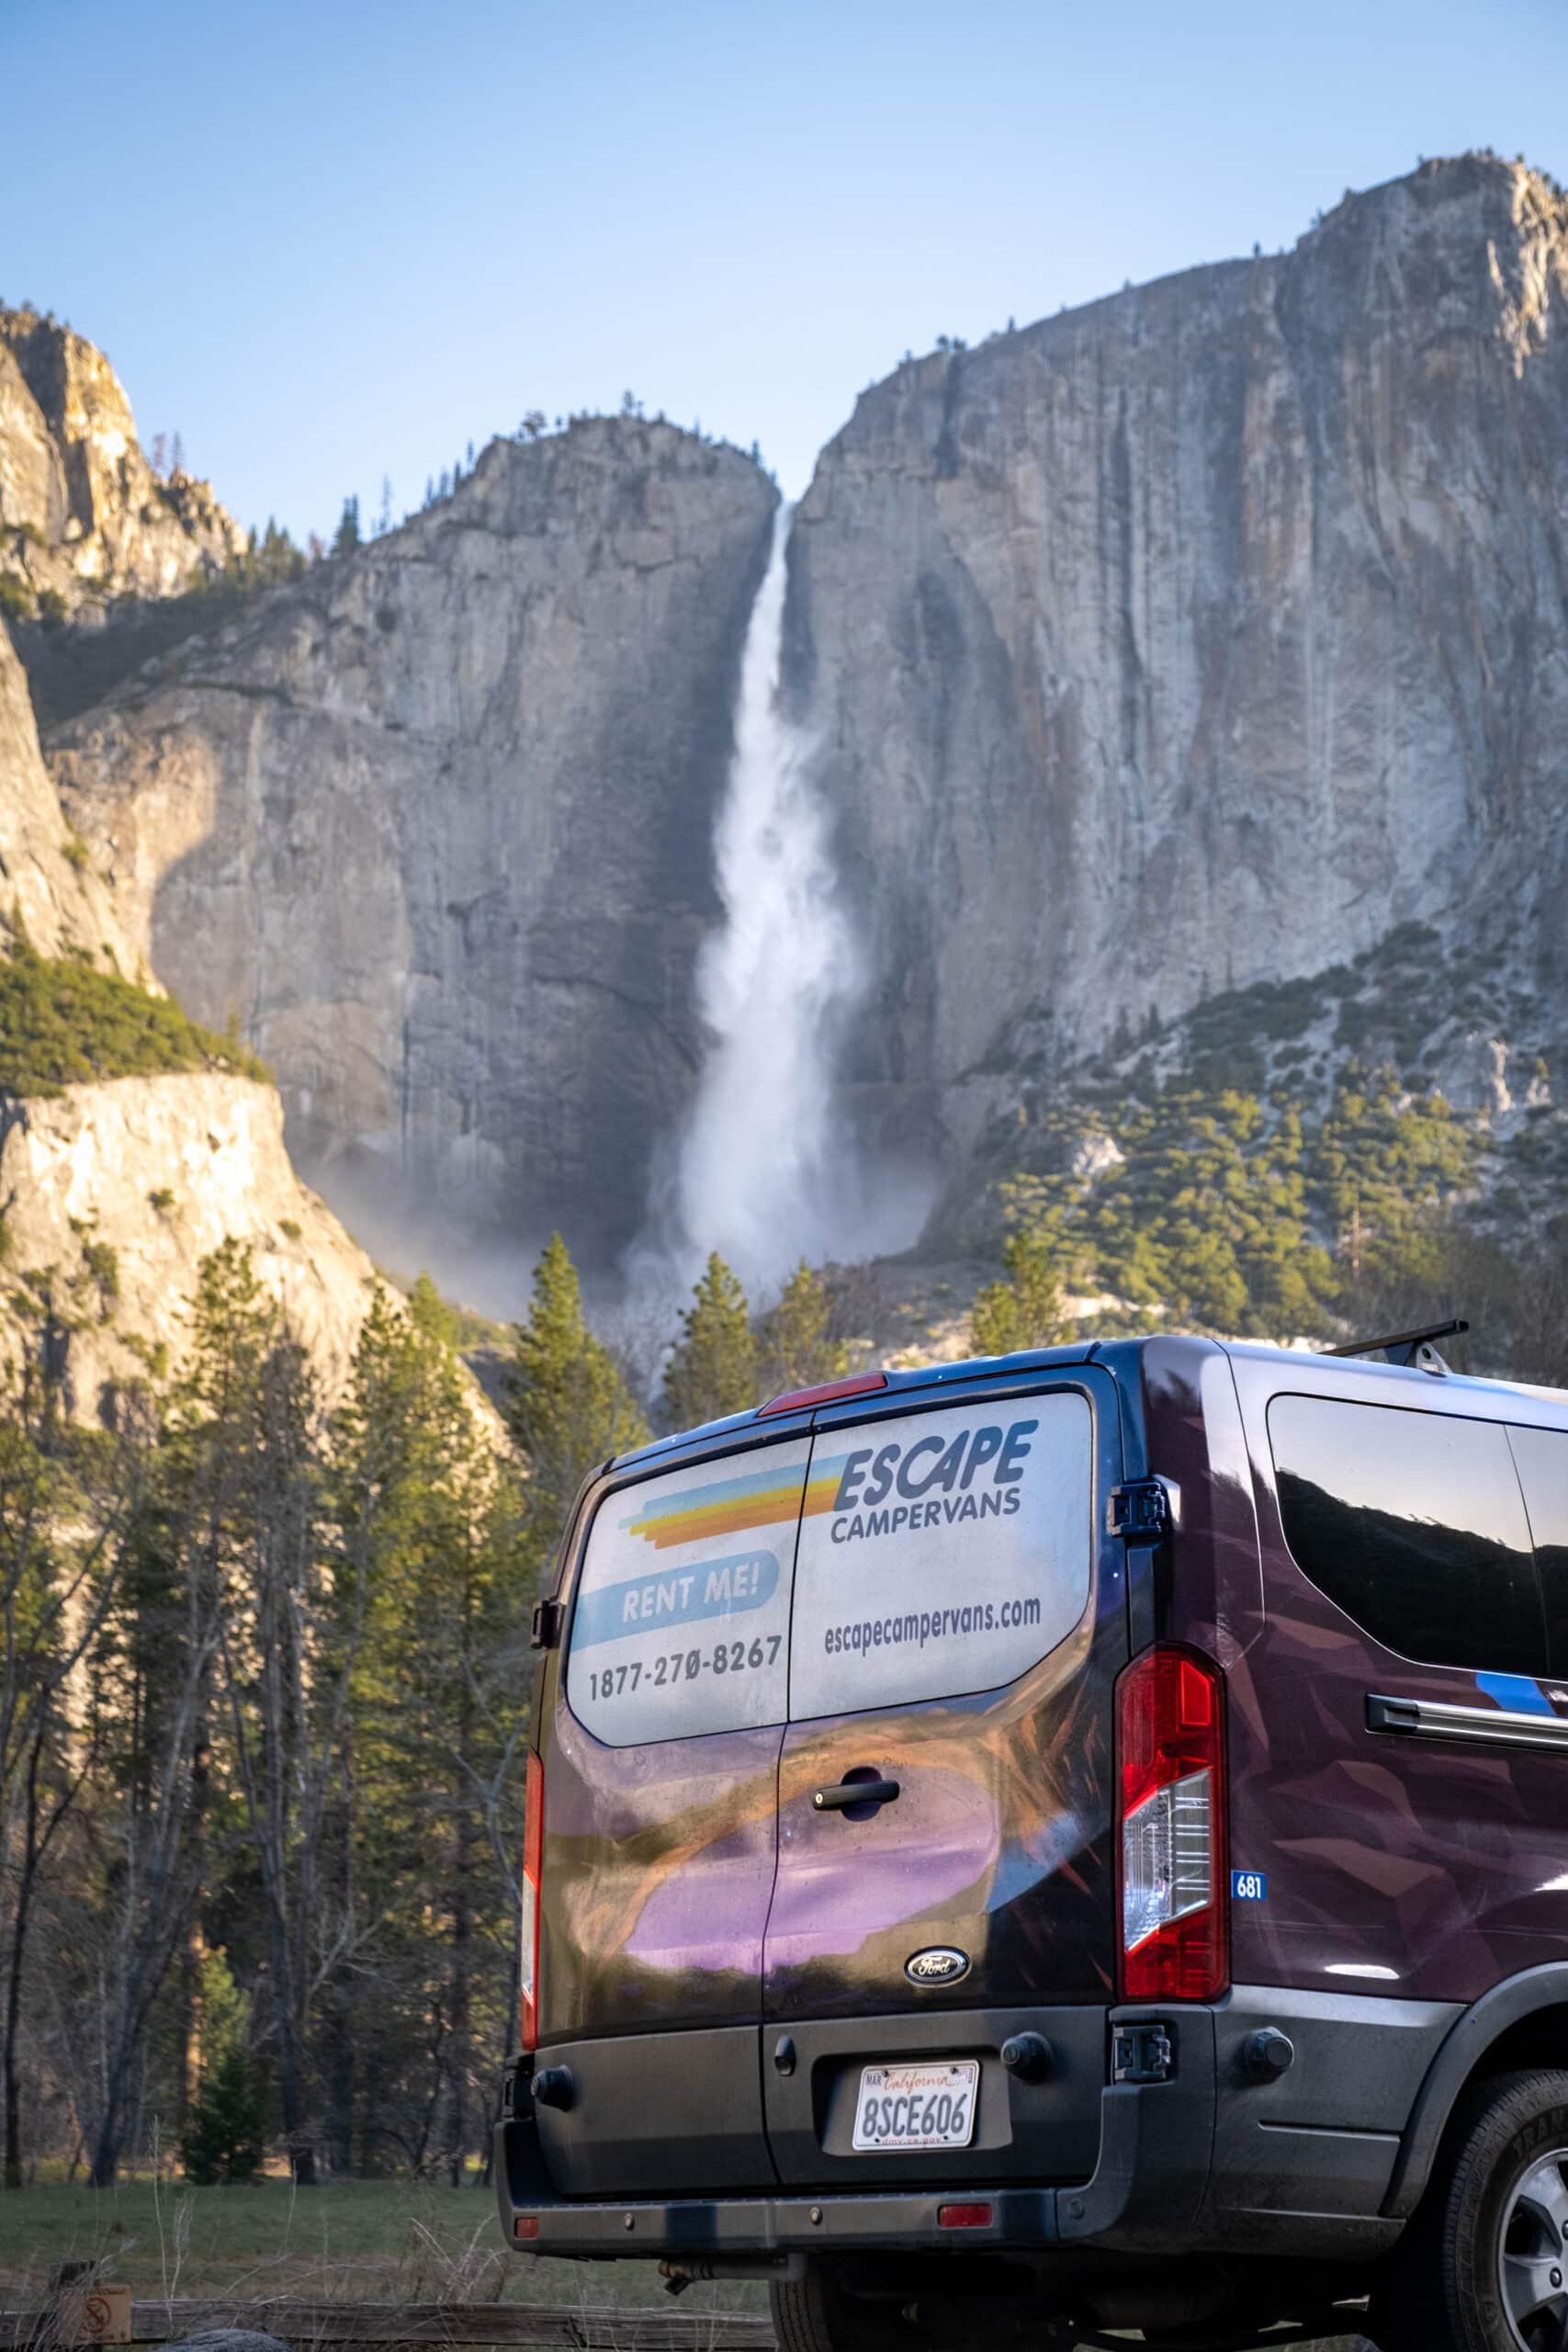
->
[494,1987,1456,2265]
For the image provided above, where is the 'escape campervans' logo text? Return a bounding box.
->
[615,1418,1040,1555]
[827,1418,1038,1546]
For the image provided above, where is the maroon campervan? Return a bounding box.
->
[496,1335,1568,2352]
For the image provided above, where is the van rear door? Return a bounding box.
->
[533,1432,812,2197]
[761,1372,1126,2186]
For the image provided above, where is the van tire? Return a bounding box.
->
[1370,2067,1568,2352]
[770,2261,910,2352]
[770,2263,852,2352]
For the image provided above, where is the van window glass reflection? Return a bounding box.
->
[1269,1396,1546,1674]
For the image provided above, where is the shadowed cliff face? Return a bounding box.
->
[785,155,1568,1179]
[0,619,139,967]
[51,421,778,1261]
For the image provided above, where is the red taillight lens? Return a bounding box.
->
[520,1749,544,2051]
[939,2203,994,2230]
[1116,1645,1227,2002]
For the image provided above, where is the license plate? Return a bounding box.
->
[852,2060,979,2152]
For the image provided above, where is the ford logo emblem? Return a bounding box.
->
[905,1946,970,1986]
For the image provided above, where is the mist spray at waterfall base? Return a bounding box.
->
[633,505,932,1312]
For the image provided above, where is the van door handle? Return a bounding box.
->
[812,1777,900,1811]
[1368,1690,1568,1751]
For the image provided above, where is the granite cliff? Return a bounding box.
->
[785,153,1568,1180]
[0,305,240,618]
[50,421,778,1265]
[0,616,135,965]
[29,153,1568,1292]
[1,609,383,1413]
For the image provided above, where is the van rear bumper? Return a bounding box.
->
[493,2035,1206,2256]
[495,1987,1455,2263]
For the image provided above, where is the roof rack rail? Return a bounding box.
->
[1325,1317,1469,1373]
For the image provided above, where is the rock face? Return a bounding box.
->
[35,155,1568,1268]
[0,306,240,614]
[0,619,137,966]
[51,421,777,1258]
[0,622,382,1418]
[785,155,1568,1174]
[1,1074,381,1419]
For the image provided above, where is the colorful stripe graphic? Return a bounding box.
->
[573,1547,780,1646]
[622,1455,852,1550]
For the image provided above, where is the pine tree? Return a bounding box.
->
[179,1950,262,2184]
[757,1261,846,1396]
[333,496,361,557]
[181,1240,332,2182]
[333,1283,525,2181]
[256,519,304,586]
[503,1237,648,1567]
[970,1226,1069,1358]
[661,1253,757,1430]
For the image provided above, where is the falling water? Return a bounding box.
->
[643,504,924,1299]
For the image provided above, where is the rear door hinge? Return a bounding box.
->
[1112,2022,1174,2084]
[1108,1477,1175,1541]
[531,1597,564,1651]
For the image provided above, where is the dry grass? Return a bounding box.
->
[0,2182,765,2317]
[0,2187,1383,2346]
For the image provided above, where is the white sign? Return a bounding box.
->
[789,1395,1093,1718]
[567,1438,811,1745]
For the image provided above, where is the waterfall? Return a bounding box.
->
[639,503,924,1300]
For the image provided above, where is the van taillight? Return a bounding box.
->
[757,1370,888,1418]
[520,1750,543,2052]
[1116,1646,1227,2002]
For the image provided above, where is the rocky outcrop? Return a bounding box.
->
[0,618,138,966]
[0,621,385,1418]
[786,155,1568,1178]
[0,1074,380,1419]
[51,421,777,1258]
[0,307,240,616]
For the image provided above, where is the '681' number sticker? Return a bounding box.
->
[1231,1871,1269,1902]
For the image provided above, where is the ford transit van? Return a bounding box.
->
[496,1334,1568,2352]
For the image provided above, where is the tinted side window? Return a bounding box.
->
[566,1438,810,1746]
[1268,1396,1545,1673]
[789,1392,1094,1719]
[1509,1426,1568,1674]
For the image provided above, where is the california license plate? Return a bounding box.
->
[852,2060,979,2152]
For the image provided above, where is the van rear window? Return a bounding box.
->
[566,1438,810,1746]
[566,1390,1100,1744]
[788,1393,1094,1718]
[1268,1396,1547,1674]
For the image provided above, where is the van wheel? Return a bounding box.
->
[1371,2069,1568,2352]
[771,2263,911,2352]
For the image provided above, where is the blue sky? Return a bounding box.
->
[6,0,1565,542]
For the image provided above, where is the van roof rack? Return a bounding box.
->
[1325,1317,1469,1372]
